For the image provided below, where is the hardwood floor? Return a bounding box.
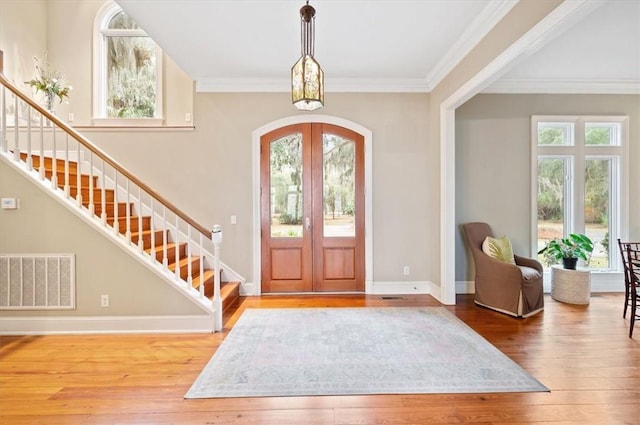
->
[0,293,638,424]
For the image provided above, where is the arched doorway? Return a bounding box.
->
[260,123,365,293]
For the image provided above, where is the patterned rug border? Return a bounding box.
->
[185,307,548,398]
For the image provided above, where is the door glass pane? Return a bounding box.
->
[323,134,355,237]
[270,134,303,238]
[538,122,573,145]
[537,158,565,264]
[585,158,610,268]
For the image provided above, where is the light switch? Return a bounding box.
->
[230,215,237,225]
[1,198,18,209]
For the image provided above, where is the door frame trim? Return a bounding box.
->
[252,115,373,295]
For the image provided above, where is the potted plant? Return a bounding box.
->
[538,233,594,270]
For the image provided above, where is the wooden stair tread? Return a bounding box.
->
[20,153,79,172]
[131,229,164,238]
[191,269,216,289]
[146,242,185,261]
[25,154,239,323]
[221,282,241,313]
[221,281,240,299]
[167,256,198,271]
[145,242,185,254]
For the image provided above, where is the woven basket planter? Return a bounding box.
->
[550,266,591,305]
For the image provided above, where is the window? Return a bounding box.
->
[93,2,163,123]
[532,116,628,271]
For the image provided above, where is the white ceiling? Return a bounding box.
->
[116,0,640,94]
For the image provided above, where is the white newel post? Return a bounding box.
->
[212,224,223,332]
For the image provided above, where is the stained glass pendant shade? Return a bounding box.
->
[291,1,324,111]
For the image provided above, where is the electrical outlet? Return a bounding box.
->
[101,294,109,307]
[231,215,237,224]
[403,266,410,276]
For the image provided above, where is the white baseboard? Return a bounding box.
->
[240,281,433,296]
[0,315,214,335]
[456,280,475,294]
[240,281,257,296]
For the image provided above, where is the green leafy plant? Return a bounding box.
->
[538,233,594,268]
[25,53,71,110]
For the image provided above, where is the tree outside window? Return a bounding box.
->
[105,12,157,118]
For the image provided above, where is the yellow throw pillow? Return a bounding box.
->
[482,235,516,264]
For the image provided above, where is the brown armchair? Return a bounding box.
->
[462,222,544,318]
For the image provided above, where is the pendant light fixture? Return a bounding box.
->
[291,1,324,111]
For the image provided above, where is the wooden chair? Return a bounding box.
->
[625,244,640,338]
[617,239,640,319]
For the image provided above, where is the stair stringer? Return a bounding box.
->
[94,165,246,287]
[1,152,223,325]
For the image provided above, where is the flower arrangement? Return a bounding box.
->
[25,53,71,111]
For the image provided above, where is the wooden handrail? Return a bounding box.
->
[0,69,211,238]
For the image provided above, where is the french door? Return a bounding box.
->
[260,123,365,293]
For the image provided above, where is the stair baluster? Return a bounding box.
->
[198,233,205,299]
[51,125,58,189]
[212,225,223,332]
[0,62,242,332]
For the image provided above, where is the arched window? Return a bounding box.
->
[93,1,163,123]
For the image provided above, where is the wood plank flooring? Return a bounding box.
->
[1,293,638,424]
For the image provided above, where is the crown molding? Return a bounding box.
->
[196,77,429,93]
[484,78,640,94]
[195,1,516,94]
[327,78,429,93]
[196,78,286,93]
[425,0,518,90]
[195,76,640,95]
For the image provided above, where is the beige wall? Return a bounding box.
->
[0,0,434,317]
[426,0,564,295]
[0,162,206,317]
[0,0,193,126]
[455,93,640,281]
[78,92,432,285]
[0,0,47,86]
[1,0,635,321]
[0,91,432,318]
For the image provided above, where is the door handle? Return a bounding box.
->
[305,217,311,231]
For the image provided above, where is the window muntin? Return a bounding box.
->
[108,11,141,30]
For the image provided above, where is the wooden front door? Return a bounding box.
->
[261,123,365,293]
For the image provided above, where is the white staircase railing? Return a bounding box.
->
[0,53,234,332]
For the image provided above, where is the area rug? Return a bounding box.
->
[185,307,548,398]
